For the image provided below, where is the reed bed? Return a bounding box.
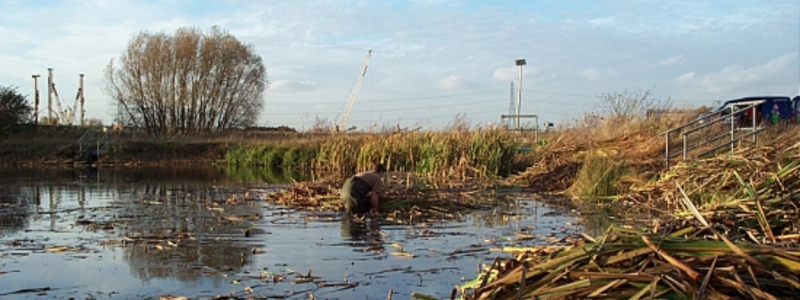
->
[227,129,517,178]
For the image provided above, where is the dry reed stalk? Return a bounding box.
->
[456,225,799,300]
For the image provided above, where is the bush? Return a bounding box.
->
[0,86,33,127]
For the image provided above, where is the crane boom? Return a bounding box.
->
[336,49,371,131]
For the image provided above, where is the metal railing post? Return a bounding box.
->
[730,106,735,153]
[665,133,670,168]
[752,108,757,144]
[682,133,687,161]
[534,115,539,146]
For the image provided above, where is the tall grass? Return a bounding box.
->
[568,152,631,201]
[559,109,799,203]
[223,129,517,178]
[549,110,701,202]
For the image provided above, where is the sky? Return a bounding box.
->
[1,0,799,131]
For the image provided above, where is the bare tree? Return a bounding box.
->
[105,26,266,135]
[444,113,471,132]
[597,90,671,120]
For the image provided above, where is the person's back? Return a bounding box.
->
[340,163,386,215]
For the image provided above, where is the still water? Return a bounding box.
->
[0,166,587,299]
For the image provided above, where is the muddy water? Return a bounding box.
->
[0,167,585,299]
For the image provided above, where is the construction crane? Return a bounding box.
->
[46,69,83,125]
[50,81,79,125]
[334,49,372,132]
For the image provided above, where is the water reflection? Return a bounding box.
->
[339,215,380,240]
[339,215,385,257]
[220,165,313,183]
[0,166,276,288]
[0,166,599,299]
[111,181,263,283]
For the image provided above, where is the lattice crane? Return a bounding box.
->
[334,49,371,132]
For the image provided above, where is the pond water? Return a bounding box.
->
[0,166,594,299]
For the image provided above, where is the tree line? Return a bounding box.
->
[1,26,267,136]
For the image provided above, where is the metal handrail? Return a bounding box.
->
[78,129,109,162]
[663,100,765,167]
[684,132,730,153]
[660,101,763,136]
[693,128,765,159]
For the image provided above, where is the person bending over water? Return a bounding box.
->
[340,163,386,215]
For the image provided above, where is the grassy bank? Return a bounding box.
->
[513,108,800,205]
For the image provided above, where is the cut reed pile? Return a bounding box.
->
[453,224,799,300]
[264,174,513,223]
[511,128,665,195]
[447,129,800,300]
[620,129,799,204]
[617,130,800,244]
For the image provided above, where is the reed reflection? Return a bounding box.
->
[113,181,264,283]
[0,166,269,284]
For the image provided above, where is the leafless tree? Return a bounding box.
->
[597,90,671,120]
[105,26,266,135]
[444,113,471,132]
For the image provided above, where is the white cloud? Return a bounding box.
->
[268,80,317,93]
[674,54,796,98]
[410,0,453,6]
[493,66,536,82]
[435,76,472,90]
[493,67,517,82]
[659,55,685,67]
[676,72,695,83]
[589,16,616,28]
[1,1,797,129]
[578,68,600,81]
[698,54,793,92]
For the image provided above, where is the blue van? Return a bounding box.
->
[711,96,797,124]
[794,96,800,122]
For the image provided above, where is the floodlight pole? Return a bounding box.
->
[47,68,53,122]
[515,59,526,130]
[32,74,40,125]
[79,74,85,126]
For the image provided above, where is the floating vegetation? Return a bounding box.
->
[264,173,515,224]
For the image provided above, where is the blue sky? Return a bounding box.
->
[1,0,798,130]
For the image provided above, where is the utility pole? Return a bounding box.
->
[32,74,40,125]
[47,68,53,123]
[515,59,526,130]
[508,82,515,128]
[79,74,85,126]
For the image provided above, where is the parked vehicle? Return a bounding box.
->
[794,96,800,122]
[699,96,799,126]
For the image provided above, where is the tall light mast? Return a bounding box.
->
[32,74,40,125]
